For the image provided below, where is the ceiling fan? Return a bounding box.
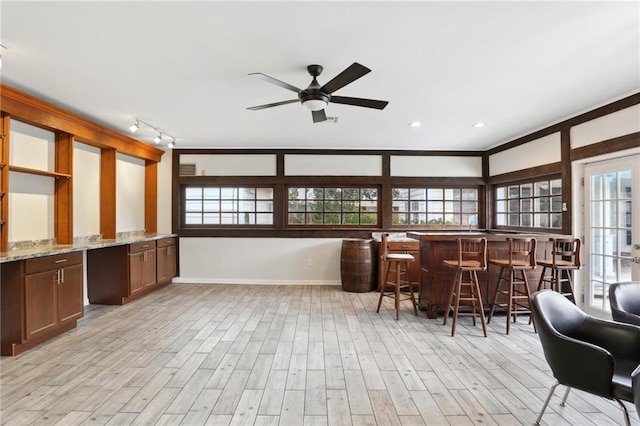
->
[247,62,389,123]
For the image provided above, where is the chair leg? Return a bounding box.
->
[506,270,515,335]
[487,266,506,324]
[407,261,418,316]
[451,272,462,337]
[614,398,631,426]
[376,260,392,314]
[471,270,487,337]
[560,386,571,406]
[395,262,401,321]
[535,381,561,425]
[443,269,459,326]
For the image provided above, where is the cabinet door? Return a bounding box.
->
[58,264,84,325]
[166,245,177,279]
[24,270,58,339]
[142,249,157,288]
[129,252,145,295]
[157,246,169,284]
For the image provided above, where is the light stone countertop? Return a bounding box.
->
[0,233,177,263]
[370,232,416,243]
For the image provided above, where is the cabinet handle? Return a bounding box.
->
[60,268,64,284]
[55,269,61,284]
[142,244,150,248]
[144,251,147,262]
[54,259,68,264]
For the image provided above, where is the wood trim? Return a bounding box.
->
[174,148,484,157]
[100,149,116,239]
[55,133,73,244]
[487,162,562,185]
[144,161,158,234]
[570,132,640,161]
[0,84,165,163]
[8,165,72,179]
[560,128,572,234]
[0,113,9,252]
[487,92,640,156]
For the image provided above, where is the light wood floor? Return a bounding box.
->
[1,284,638,426]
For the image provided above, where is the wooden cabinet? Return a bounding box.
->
[378,240,420,291]
[129,241,157,294]
[1,252,84,356]
[87,238,175,305]
[156,237,177,284]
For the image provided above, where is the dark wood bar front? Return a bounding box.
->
[407,231,559,319]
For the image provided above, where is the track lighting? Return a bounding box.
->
[128,118,176,148]
[129,120,140,133]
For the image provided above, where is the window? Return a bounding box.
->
[495,178,561,229]
[392,187,479,226]
[184,186,274,225]
[287,187,378,226]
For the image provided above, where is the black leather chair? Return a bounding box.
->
[530,290,640,426]
[633,364,640,414]
[610,281,640,326]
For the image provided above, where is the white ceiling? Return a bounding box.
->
[1,1,638,152]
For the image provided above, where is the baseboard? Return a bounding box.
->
[171,277,342,286]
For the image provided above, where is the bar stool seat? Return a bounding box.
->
[535,237,581,303]
[487,237,536,334]
[442,237,488,337]
[376,234,418,320]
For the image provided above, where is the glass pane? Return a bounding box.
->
[393,188,409,200]
[221,201,236,211]
[288,213,305,224]
[620,255,633,282]
[411,201,426,212]
[592,228,604,255]
[444,214,461,225]
[325,188,341,200]
[203,200,220,212]
[463,214,478,226]
[534,213,549,227]
[508,200,519,212]
[325,201,340,212]
[591,201,603,227]
[257,188,273,198]
[220,213,236,224]
[604,229,617,257]
[551,196,562,212]
[428,201,443,213]
[496,200,507,213]
[185,200,202,211]
[393,213,408,225]
[256,201,273,212]
[221,188,237,199]
[393,201,408,212]
[496,187,506,199]
[444,189,460,200]
[307,201,323,212]
[508,186,519,198]
[363,188,377,200]
[256,213,273,225]
[343,213,359,224]
[343,202,359,212]
[410,213,426,224]
[289,187,305,199]
[288,201,305,212]
[203,213,220,224]
[619,170,632,198]
[508,214,519,226]
[604,173,617,199]
[620,200,631,228]
[411,188,426,200]
[521,214,532,227]
[203,187,220,198]
[496,214,506,225]
[342,188,359,200]
[443,201,455,213]
[307,213,323,224]
[604,201,617,227]
[534,181,549,197]
[239,201,255,212]
[551,213,562,228]
[534,198,549,212]
[550,179,562,195]
[307,188,322,200]
[324,213,340,224]
[186,187,202,199]
[238,188,255,199]
[591,175,603,201]
[461,201,477,213]
[361,200,377,212]
[428,214,444,225]
[239,213,255,224]
[520,183,532,198]
[360,213,377,225]
[521,199,532,212]
[185,213,202,224]
[427,188,442,200]
[462,189,478,200]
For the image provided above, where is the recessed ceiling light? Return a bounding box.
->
[409,121,421,127]
[472,122,485,128]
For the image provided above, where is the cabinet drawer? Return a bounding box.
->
[129,241,156,254]
[25,252,83,275]
[156,237,176,248]
[387,241,419,251]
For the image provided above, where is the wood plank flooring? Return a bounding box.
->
[1,284,638,425]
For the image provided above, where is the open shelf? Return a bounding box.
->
[8,165,72,179]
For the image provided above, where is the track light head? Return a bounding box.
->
[154,133,163,144]
[167,139,175,149]
[129,120,139,133]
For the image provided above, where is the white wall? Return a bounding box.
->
[116,153,145,233]
[571,104,640,149]
[73,142,101,237]
[390,155,482,177]
[489,132,561,176]
[177,237,342,285]
[8,120,55,242]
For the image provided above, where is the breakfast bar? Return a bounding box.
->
[407,231,560,319]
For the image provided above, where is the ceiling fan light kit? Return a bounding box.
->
[248,62,388,123]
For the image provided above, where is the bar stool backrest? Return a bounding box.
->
[550,238,581,268]
[508,237,537,267]
[456,237,487,270]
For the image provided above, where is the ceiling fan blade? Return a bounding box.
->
[249,72,301,93]
[320,62,371,94]
[331,96,389,110]
[312,109,327,123]
[247,99,299,111]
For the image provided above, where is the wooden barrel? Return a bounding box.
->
[340,239,376,292]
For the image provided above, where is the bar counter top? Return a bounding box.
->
[0,233,177,263]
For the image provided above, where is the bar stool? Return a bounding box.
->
[376,234,418,320]
[487,237,536,334]
[535,237,581,303]
[443,237,488,337]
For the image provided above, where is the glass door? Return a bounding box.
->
[584,155,639,314]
